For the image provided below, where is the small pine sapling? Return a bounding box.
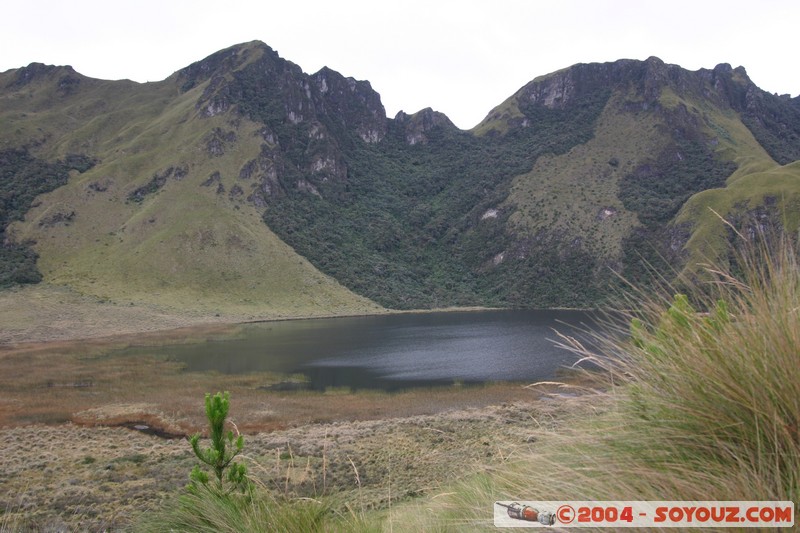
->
[187,391,251,494]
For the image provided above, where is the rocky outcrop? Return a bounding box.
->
[312,67,387,143]
[179,42,392,205]
[476,55,796,140]
[394,108,456,145]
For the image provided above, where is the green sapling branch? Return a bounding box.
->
[187,391,251,494]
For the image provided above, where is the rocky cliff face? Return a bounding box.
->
[481,57,757,131]
[175,42,391,206]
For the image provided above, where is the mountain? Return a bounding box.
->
[0,45,381,316]
[1,41,799,315]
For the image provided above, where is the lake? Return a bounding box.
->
[112,309,599,391]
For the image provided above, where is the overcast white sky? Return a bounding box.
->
[2,0,798,129]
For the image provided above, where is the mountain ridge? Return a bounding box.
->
[2,41,799,315]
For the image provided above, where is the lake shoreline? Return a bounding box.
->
[0,283,596,347]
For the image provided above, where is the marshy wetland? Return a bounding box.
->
[0,307,592,530]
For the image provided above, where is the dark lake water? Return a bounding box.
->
[113,309,599,391]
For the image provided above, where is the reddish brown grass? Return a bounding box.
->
[0,325,544,435]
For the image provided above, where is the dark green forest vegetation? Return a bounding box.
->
[0,149,94,286]
[258,87,614,308]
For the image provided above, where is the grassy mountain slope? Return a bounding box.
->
[477,57,799,293]
[504,89,661,266]
[662,74,800,276]
[678,161,800,268]
[0,45,381,317]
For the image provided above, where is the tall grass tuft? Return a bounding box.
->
[393,231,799,530]
[134,469,382,532]
[581,231,800,502]
[134,482,326,533]
[559,231,798,499]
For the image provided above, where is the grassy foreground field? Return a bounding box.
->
[0,395,556,531]
[0,313,560,531]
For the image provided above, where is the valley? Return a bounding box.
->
[1,41,799,531]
